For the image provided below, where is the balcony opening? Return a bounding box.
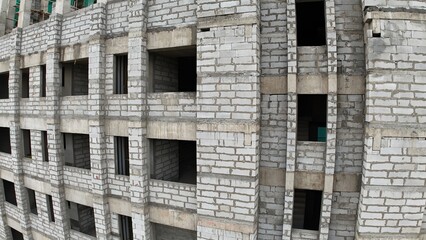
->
[22,129,32,158]
[152,223,196,240]
[149,47,196,93]
[21,68,30,98]
[114,54,128,94]
[71,0,97,10]
[47,195,55,222]
[67,201,96,237]
[62,133,91,170]
[41,131,48,162]
[293,189,322,231]
[3,179,17,206]
[297,94,327,142]
[118,214,133,240]
[27,188,37,215]
[296,0,326,46]
[61,59,89,96]
[0,127,11,154]
[115,136,129,176]
[40,65,46,97]
[10,228,23,240]
[0,73,9,99]
[150,139,196,185]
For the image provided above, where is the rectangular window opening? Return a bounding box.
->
[61,59,89,96]
[21,68,30,98]
[0,73,9,99]
[3,179,17,206]
[150,139,196,185]
[62,133,91,169]
[292,189,322,231]
[150,47,197,93]
[118,214,133,240]
[10,228,24,240]
[71,0,97,10]
[42,131,49,162]
[115,136,130,176]
[40,65,47,97]
[22,129,32,158]
[114,54,128,94]
[297,94,327,142]
[152,223,196,240]
[27,188,37,215]
[67,201,96,237]
[296,0,326,46]
[0,127,11,154]
[47,194,55,222]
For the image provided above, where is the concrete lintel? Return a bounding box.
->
[20,117,47,131]
[197,216,256,235]
[0,61,8,73]
[105,36,129,55]
[6,216,21,232]
[60,118,89,134]
[260,76,287,94]
[294,172,324,191]
[20,52,46,68]
[65,187,93,207]
[0,168,14,182]
[147,119,196,141]
[23,176,51,194]
[32,230,49,240]
[0,115,13,127]
[197,120,259,134]
[297,75,328,94]
[60,43,89,62]
[105,119,128,136]
[150,205,197,231]
[109,197,132,216]
[365,10,426,22]
[147,26,196,50]
[197,13,258,29]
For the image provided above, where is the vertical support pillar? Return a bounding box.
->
[45,14,71,239]
[54,0,71,15]
[282,0,297,238]
[88,3,111,239]
[127,0,151,239]
[0,180,11,239]
[319,0,338,239]
[0,0,8,35]
[17,0,31,28]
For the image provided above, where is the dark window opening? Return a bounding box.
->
[71,0,97,9]
[27,188,37,215]
[67,201,96,237]
[40,65,46,97]
[292,189,322,231]
[297,94,327,142]
[115,137,129,176]
[21,68,30,98]
[10,228,24,240]
[150,47,197,93]
[151,139,196,184]
[0,127,11,154]
[114,54,128,94]
[62,133,91,169]
[42,131,49,162]
[0,73,9,99]
[152,223,196,240]
[22,129,32,158]
[61,59,89,96]
[47,195,55,222]
[296,0,326,46]
[118,215,133,240]
[3,180,17,206]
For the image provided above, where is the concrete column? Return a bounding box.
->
[282,0,297,238]
[54,0,71,15]
[0,0,8,35]
[0,181,12,239]
[17,0,31,28]
[127,0,151,239]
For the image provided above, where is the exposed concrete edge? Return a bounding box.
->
[24,176,51,194]
[33,229,50,240]
[60,43,89,62]
[366,126,426,151]
[0,115,13,127]
[147,119,196,141]
[0,61,9,73]
[105,36,129,55]
[259,167,361,192]
[0,168,14,182]
[365,10,426,22]
[150,205,197,231]
[21,52,46,68]
[356,232,420,240]
[64,187,93,207]
[60,118,89,134]
[6,216,21,232]
[20,117,47,130]
[109,197,132,216]
[197,216,256,234]
[260,75,365,94]
[147,26,196,50]
[197,13,258,29]
[105,119,129,136]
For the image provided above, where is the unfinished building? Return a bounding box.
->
[0,0,425,239]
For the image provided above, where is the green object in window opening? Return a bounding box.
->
[317,127,327,142]
[84,0,96,6]
[48,0,56,14]
[70,0,96,8]
[13,0,20,27]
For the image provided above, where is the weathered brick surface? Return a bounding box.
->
[148,0,196,28]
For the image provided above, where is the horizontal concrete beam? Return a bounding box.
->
[24,176,51,194]
[21,52,46,68]
[0,168,14,182]
[60,43,89,62]
[64,187,93,207]
[105,36,128,55]
[60,118,89,134]
[147,26,196,50]
[20,117,46,131]
[197,216,257,235]
[109,197,132,216]
[0,61,8,73]
[105,119,128,137]
[198,13,258,29]
[150,205,197,231]
[147,119,196,141]
[6,216,21,232]
[0,115,13,127]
